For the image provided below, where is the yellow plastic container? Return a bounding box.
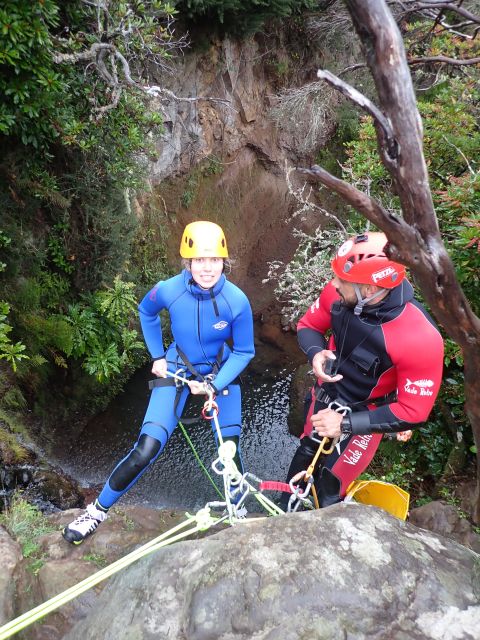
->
[345,479,410,520]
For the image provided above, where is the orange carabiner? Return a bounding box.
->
[201,400,219,420]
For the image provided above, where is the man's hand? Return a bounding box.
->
[311,407,343,438]
[312,350,343,382]
[152,358,167,378]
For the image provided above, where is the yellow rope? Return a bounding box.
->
[0,510,224,640]
[0,389,288,639]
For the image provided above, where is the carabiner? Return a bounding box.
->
[202,399,219,419]
[327,400,352,416]
[174,367,188,388]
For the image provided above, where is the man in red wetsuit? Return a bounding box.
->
[281,232,444,510]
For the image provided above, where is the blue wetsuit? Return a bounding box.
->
[98,270,255,508]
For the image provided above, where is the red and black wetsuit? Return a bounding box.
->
[282,279,444,508]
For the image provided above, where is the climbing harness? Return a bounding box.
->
[286,400,350,512]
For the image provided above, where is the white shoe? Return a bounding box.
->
[63,502,108,545]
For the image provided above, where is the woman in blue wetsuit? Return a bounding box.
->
[63,221,255,544]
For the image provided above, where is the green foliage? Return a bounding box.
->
[363,449,419,491]
[175,0,317,35]
[0,0,63,147]
[0,0,173,402]
[0,230,11,273]
[202,154,223,176]
[316,102,362,177]
[0,0,176,409]
[344,79,479,267]
[39,272,72,311]
[363,421,454,504]
[82,552,108,568]
[0,301,29,372]
[264,227,351,328]
[97,277,138,325]
[0,0,169,158]
[435,172,480,315]
[181,174,199,208]
[83,342,122,382]
[0,423,29,463]
[129,192,174,290]
[1,386,27,411]
[0,495,55,573]
[20,313,74,357]
[65,304,98,359]
[47,222,74,274]
[62,277,146,382]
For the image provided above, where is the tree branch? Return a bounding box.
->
[316,69,399,161]
[53,42,233,113]
[399,1,480,25]
[52,42,113,64]
[297,164,417,259]
[285,163,348,235]
[408,55,480,65]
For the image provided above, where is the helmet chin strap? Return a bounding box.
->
[353,284,386,316]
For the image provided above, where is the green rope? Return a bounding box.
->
[177,420,224,500]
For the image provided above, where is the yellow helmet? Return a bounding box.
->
[180,221,228,258]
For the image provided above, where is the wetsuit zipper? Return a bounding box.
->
[197,299,214,367]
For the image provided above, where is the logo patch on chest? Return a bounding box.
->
[213,320,228,330]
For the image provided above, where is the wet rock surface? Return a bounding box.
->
[63,504,480,640]
[1,504,479,640]
[1,460,84,514]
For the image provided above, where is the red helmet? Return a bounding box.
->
[331,232,405,289]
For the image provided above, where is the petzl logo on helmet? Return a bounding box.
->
[213,320,228,330]
[372,266,397,284]
[337,240,353,257]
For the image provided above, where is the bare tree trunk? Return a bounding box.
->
[300,0,480,522]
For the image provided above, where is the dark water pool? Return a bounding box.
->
[50,351,300,512]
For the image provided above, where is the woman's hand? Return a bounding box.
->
[312,350,343,382]
[151,358,168,378]
[188,380,209,395]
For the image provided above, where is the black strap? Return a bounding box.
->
[313,382,396,413]
[209,288,219,316]
[148,377,176,390]
[176,345,203,380]
[176,344,225,380]
[349,390,397,412]
[148,343,227,426]
[148,375,199,425]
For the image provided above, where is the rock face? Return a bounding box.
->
[409,500,480,554]
[63,504,480,640]
[140,34,336,314]
[0,527,21,625]
[1,506,188,640]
